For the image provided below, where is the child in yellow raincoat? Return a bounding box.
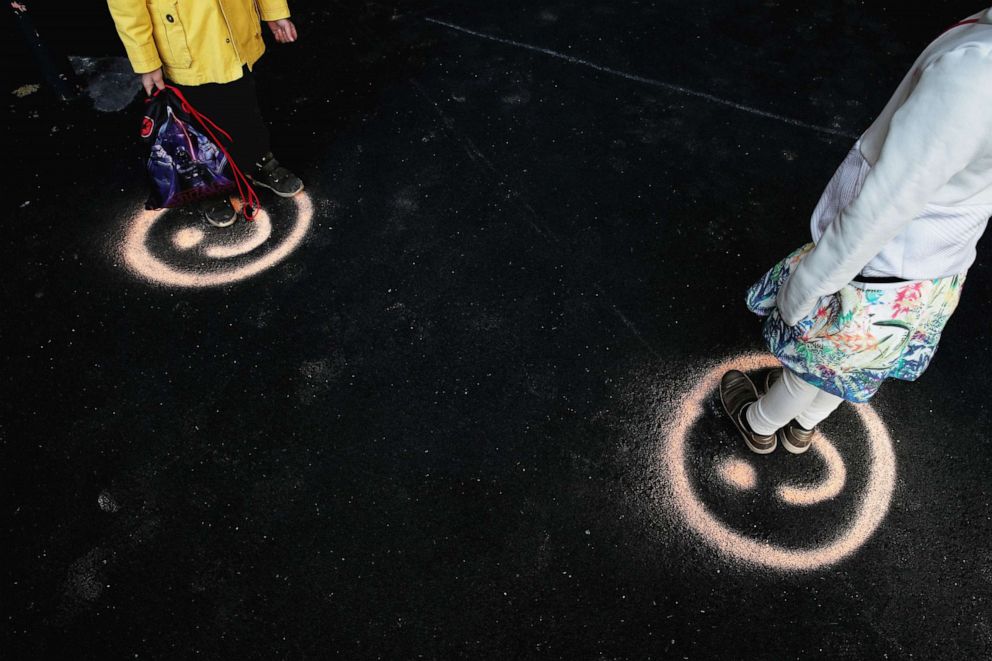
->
[107,0,304,226]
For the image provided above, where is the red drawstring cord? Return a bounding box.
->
[149,85,261,220]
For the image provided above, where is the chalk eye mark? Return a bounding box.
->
[716,457,757,491]
[172,227,205,250]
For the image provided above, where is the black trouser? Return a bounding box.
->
[169,65,270,174]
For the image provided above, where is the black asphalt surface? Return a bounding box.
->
[4,1,991,658]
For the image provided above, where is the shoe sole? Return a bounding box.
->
[719,380,777,455]
[252,178,305,198]
[204,216,237,228]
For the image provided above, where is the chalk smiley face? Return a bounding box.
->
[120,192,314,288]
[660,353,897,572]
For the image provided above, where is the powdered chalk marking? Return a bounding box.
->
[776,432,847,506]
[660,352,896,572]
[716,457,757,491]
[120,192,313,288]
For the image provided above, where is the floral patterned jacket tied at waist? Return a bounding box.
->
[748,244,964,403]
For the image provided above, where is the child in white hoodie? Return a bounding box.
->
[721,9,992,455]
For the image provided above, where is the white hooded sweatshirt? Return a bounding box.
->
[777,9,992,326]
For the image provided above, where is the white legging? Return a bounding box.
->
[746,368,843,436]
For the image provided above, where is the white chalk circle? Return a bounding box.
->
[121,192,313,288]
[660,352,897,572]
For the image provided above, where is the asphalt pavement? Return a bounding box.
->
[3,1,991,658]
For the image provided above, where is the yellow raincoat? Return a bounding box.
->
[106,0,291,85]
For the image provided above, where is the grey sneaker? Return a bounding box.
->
[764,369,814,455]
[201,196,237,228]
[720,370,777,455]
[252,152,304,197]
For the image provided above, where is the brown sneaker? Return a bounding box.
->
[764,368,814,455]
[780,422,814,455]
[720,370,777,455]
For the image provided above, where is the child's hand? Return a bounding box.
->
[267,19,298,43]
[142,68,166,96]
